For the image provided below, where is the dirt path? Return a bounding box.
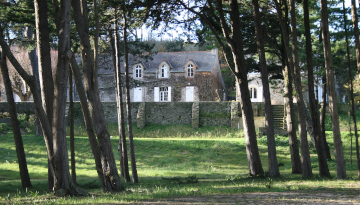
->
[132,190,360,204]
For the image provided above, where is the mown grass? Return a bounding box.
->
[1,122,360,204]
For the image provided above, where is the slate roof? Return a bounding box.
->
[127,50,217,73]
[95,50,217,75]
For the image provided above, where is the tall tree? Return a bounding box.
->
[0,49,32,189]
[321,0,347,179]
[304,0,330,177]
[349,0,360,177]
[252,0,279,177]
[51,0,83,194]
[123,5,139,183]
[69,55,106,188]
[276,2,302,175]
[72,0,123,191]
[275,0,312,178]
[110,16,131,182]
[69,69,76,184]
[1,0,87,195]
[170,0,264,176]
[351,0,360,79]
[34,0,55,190]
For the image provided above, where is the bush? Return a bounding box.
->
[0,123,10,133]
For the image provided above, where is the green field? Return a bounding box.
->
[1,123,360,204]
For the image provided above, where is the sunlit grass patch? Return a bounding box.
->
[2,124,360,204]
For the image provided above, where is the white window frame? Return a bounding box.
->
[249,87,257,99]
[154,86,171,102]
[160,87,168,102]
[160,64,168,78]
[187,64,194,77]
[134,65,142,78]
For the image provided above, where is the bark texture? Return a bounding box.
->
[0,50,32,189]
[350,0,360,177]
[321,0,347,179]
[69,55,105,187]
[275,0,311,177]
[252,0,279,177]
[320,75,331,159]
[351,0,360,78]
[34,0,55,190]
[304,0,330,177]
[123,11,139,183]
[72,0,122,191]
[288,0,312,178]
[110,25,130,182]
[69,71,76,183]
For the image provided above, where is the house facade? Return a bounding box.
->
[236,72,285,105]
[237,72,340,105]
[96,49,226,102]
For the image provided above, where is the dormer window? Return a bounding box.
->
[134,65,142,78]
[160,64,168,78]
[187,64,194,77]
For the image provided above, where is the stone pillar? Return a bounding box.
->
[136,102,145,129]
[192,102,199,129]
[231,102,242,129]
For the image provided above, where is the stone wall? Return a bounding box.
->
[0,102,267,129]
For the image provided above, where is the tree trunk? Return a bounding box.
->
[110,24,130,182]
[51,0,85,195]
[34,0,54,190]
[72,0,123,191]
[278,4,302,175]
[276,0,312,178]
[182,0,264,176]
[123,11,139,183]
[69,69,76,184]
[351,0,360,78]
[252,0,279,177]
[320,75,331,159]
[304,0,330,177]
[0,50,32,189]
[69,55,105,187]
[289,0,312,178]
[321,0,347,179]
[283,66,302,174]
[0,26,55,193]
[1,31,58,195]
[227,0,264,176]
[350,0,360,177]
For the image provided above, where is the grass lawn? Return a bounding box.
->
[1,124,360,204]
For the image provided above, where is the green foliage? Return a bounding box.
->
[0,123,10,133]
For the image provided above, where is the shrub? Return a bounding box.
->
[0,123,10,133]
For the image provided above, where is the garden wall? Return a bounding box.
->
[0,101,266,129]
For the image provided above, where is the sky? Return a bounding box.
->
[137,0,357,42]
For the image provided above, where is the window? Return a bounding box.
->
[135,65,142,78]
[160,64,168,78]
[160,87,168,102]
[250,87,257,99]
[154,86,172,102]
[187,64,194,77]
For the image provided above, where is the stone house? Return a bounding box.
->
[236,72,285,105]
[95,48,226,102]
[238,72,340,105]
